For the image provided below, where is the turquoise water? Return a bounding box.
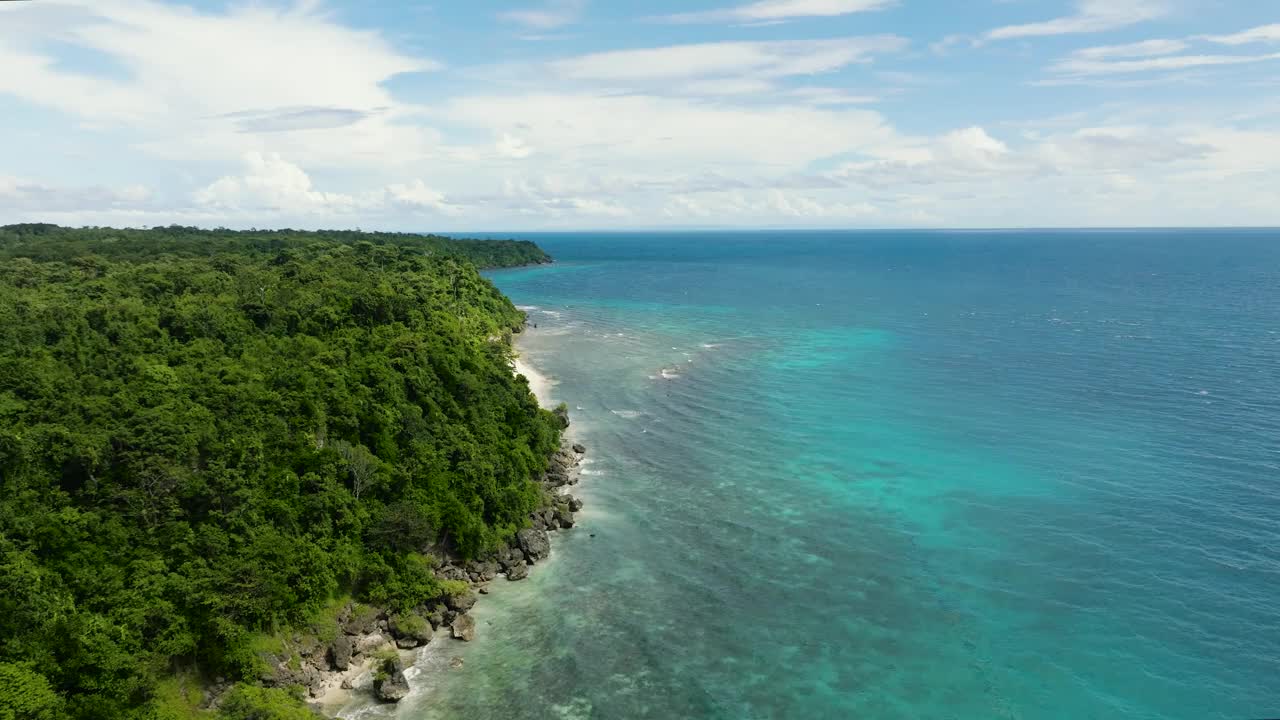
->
[365,231,1279,719]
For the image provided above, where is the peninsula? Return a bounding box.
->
[0,224,573,718]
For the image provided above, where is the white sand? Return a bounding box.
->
[512,353,556,408]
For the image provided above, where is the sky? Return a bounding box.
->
[1,0,1278,230]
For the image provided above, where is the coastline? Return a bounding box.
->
[301,326,583,717]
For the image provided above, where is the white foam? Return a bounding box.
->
[660,368,681,379]
[611,409,642,419]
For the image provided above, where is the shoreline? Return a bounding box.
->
[303,325,583,717]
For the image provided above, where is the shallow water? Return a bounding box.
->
[346,230,1280,720]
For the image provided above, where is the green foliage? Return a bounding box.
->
[150,674,212,720]
[0,663,64,720]
[215,685,316,720]
[0,226,560,718]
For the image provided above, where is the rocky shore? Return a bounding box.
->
[230,435,588,714]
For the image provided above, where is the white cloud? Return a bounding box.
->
[0,176,150,212]
[987,0,1168,40]
[386,180,461,215]
[549,36,907,83]
[2,0,1279,229]
[499,0,587,30]
[194,152,361,213]
[1051,52,1280,76]
[658,0,894,24]
[0,0,441,175]
[439,92,904,173]
[1204,24,1280,46]
[1073,39,1188,59]
[194,152,460,218]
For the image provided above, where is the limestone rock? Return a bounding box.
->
[505,561,529,581]
[451,614,476,642]
[517,528,551,563]
[375,657,411,702]
[445,590,478,613]
[355,633,389,656]
[329,636,352,671]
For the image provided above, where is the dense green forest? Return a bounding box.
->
[0,225,560,718]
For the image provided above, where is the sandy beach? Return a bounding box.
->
[513,352,556,408]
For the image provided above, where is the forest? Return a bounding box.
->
[0,225,560,718]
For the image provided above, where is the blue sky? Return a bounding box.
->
[1,0,1278,229]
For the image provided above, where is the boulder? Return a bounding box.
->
[555,505,576,529]
[329,636,353,671]
[471,560,499,582]
[355,633,389,656]
[396,636,420,649]
[496,545,522,570]
[425,603,447,629]
[375,657,411,702]
[517,528,551,563]
[445,590,478,613]
[478,585,490,595]
[544,468,570,489]
[572,443,586,454]
[389,613,433,645]
[303,667,327,698]
[451,614,476,642]
[506,561,529,581]
[568,496,584,512]
[435,564,469,582]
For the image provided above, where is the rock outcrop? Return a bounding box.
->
[451,614,476,642]
[248,438,590,711]
[329,637,352,671]
[517,528,551,563]
[375,656,411,702]
[505,561,529,581]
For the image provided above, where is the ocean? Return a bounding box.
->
[344,230,1280,720]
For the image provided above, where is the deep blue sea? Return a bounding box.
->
[347,230,1280,720]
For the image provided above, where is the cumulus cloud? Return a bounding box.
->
[0,0,441,175]
[194,152,459,218]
